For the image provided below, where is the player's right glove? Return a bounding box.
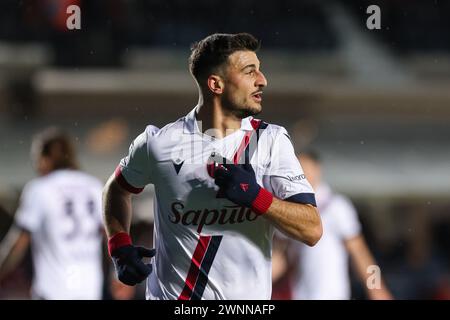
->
[108,232,156,286]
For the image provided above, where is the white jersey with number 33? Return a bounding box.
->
[15,170,104,300]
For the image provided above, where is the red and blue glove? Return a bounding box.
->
[214,163,273,215]
[108,232,155,286]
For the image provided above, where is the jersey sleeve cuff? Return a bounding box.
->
[285,192,317,207]
[114,165,145,194]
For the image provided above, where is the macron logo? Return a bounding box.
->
[173,160,184,174]
[240,183,249,192]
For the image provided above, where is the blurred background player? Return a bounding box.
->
[0,128,105,299]
[289,150,393,300]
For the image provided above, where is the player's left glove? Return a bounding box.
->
[108,232,156,286]
[214,163,273,215]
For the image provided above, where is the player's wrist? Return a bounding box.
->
[108,232,132,257]
[251,187,273,215]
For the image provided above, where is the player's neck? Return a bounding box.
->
[196,100,242,139]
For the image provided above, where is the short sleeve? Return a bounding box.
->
[332,196,361,240]
[115,125,159,194]
[14,181,45,233]
[265,127,316,206]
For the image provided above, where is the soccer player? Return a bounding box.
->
[0,128,105,300]
[291,150,393,300]
[103,33,323,300]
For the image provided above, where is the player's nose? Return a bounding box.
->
[255,70,268,88]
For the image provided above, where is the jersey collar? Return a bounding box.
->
[183,106,254,134]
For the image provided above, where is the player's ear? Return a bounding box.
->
[207,75,224,95]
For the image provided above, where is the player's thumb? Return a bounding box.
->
[137,247,156,258]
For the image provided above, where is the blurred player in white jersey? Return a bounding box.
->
[0,128,105,299]
[291,150,393,300]
[102,33,323,300]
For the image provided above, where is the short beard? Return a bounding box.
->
[222,99,261,119]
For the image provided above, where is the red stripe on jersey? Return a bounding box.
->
[178,235,212,300]
[114,165,144,194]
[233,131,252,164]
[233,119,261,164]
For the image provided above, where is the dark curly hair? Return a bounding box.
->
[189,33,260,85]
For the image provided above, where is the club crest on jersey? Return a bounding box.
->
[169,202,259,233]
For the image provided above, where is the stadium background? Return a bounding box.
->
[0,0,449,299]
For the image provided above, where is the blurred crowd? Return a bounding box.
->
[1,0,449,67]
